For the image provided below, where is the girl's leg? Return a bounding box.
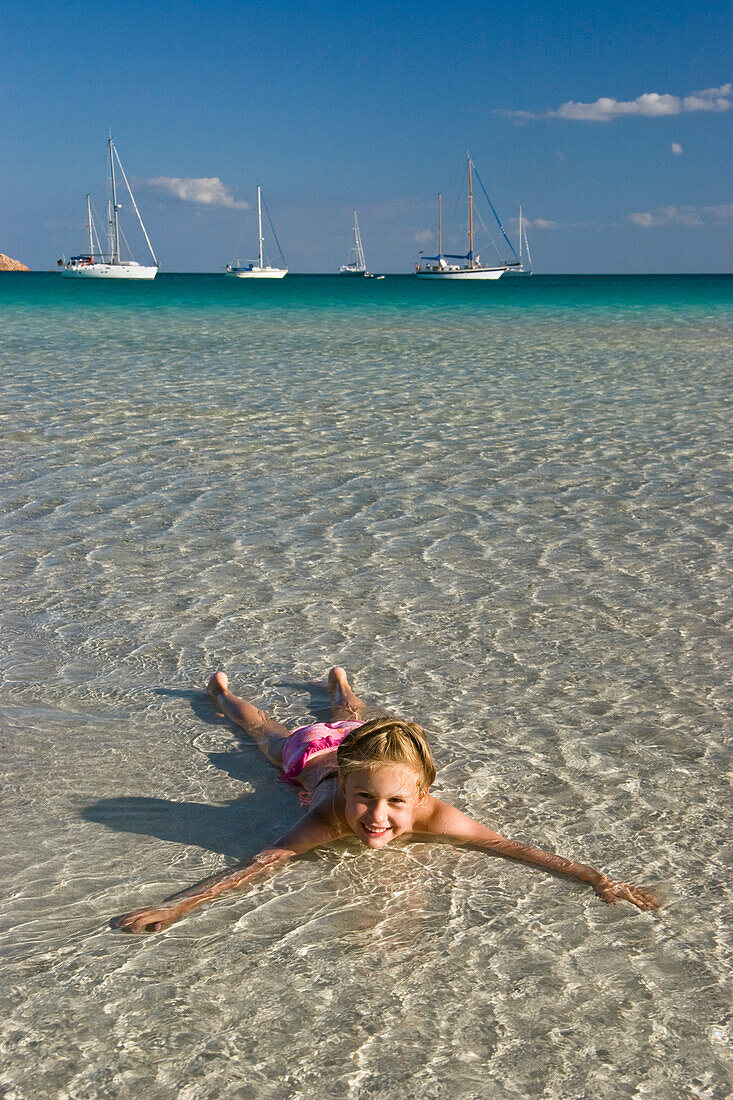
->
[327,666,366,722]
[207,672,290,768]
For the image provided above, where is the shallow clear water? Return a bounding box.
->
[1,273,731,1098]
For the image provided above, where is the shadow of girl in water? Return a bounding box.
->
[82,684,307,862]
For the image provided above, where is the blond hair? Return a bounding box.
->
[336,717,436,793]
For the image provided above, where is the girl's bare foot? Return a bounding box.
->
[328,666,365,716]
[207,672,228,714]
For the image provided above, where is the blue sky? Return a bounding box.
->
[2,0,731,272]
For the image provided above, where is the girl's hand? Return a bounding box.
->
[594,878,661,911]
[115,905,185,933]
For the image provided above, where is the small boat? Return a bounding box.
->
[504,205,533,276]
[61,136,158,279]
[416,157,520,280]
[226,185,287,279]
[340,210,367,275]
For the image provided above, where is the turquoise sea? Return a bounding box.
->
[1,273,731,1099]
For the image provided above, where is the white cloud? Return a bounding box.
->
[671,143,683,155]
[556,93,679,120]
[504,82,732,122]
[628,203,733,227]
[511,216,559,230]
[414,229,433,243]
[682,84,733,111]
[525,218,558,230]
[145,177,249,209]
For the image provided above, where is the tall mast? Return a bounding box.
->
[468,156,474,266]
[86,194,94,256]
[523,208,532,270]
[257,185,264,269]
[355,211,364,269]
[438,192,442,255]
[518,204,523,264]
[109,136,121,264]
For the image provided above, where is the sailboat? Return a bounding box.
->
[226,185,287,279]
[504,205,533,276]
[340,210,367,275]
[416,156,520,280]
[61,136,158,279]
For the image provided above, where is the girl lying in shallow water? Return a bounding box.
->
[117,667,660,932]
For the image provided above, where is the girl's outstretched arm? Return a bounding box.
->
[115,807,346,933]
[417,798,660,912]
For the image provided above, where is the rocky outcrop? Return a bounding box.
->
[0,252,30,271]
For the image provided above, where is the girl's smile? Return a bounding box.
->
[341,764,425,848]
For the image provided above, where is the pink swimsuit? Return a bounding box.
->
[280,720,362,785]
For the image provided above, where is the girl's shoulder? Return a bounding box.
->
[412,793,454,830]
[309,783,349,830]
[411,795,490,843]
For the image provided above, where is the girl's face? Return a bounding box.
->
[341,764,426,848]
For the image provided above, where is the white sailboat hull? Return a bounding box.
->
[416,266,507,280]
[226,266,287,279]
[61,261,158,280]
